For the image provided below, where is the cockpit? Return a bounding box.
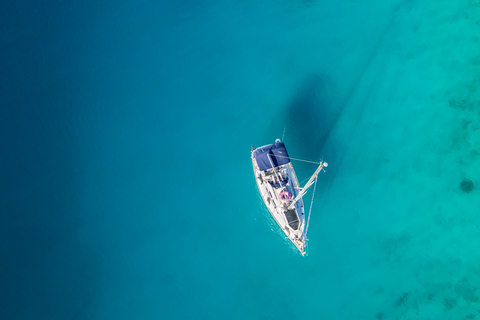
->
[268,172,289,188]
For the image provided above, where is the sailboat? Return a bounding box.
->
[251,139,327,255]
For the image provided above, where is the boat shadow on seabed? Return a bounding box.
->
[270,74,345,183]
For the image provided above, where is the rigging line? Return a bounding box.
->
[282,125,286,142]
[299,176,310,186]
[273,154,322,165]
[303,176,318,243]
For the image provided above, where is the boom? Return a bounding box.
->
[287,161,327,210]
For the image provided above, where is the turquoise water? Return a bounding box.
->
[1,0,480,319]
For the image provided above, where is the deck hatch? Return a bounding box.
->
[285,209,300,230]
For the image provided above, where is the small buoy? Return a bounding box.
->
[275,139,281,144]
[323,162,328,167]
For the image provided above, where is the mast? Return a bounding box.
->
[287,161,327,210]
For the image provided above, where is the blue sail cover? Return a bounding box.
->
[253,142,290,171]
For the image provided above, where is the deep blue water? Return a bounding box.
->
[2,1,480,319]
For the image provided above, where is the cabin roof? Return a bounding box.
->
[252,142,290,171]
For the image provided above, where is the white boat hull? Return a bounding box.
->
[252,155,306,255]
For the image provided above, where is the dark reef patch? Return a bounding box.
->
[460,179,474,193]
[395,292,409,307]
[455,277,479,302]
[443,297,457,310]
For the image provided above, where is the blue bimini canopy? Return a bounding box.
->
[253,142,290,171]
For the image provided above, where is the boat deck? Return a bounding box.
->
[252,159,306,254]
